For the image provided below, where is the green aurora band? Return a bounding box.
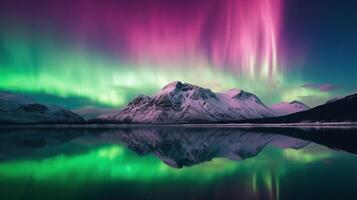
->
[0,30,332,108]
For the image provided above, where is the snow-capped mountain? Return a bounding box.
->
[94,81,275,123]
[270,100,310,116]
[0,92,84,124]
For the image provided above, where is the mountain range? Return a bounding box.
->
[92,81,309,123]
[0,92,84,124]
[1,81,356,124]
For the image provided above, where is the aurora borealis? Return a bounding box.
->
[1,0,357,111]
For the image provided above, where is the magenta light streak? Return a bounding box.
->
[1,0,283,79]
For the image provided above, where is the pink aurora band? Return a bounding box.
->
[3,0,283,80]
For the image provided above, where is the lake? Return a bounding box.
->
[0,126,356,200]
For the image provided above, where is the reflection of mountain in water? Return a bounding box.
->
[0,127,356,167]
[0,128,84,160]
[0,127,311,167]
[103,128,309,168]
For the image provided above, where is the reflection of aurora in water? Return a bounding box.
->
[0,144,334,195]
[1,126,357,200]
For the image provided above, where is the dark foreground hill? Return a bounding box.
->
[246,93,357,123]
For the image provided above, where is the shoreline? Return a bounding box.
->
[1,122,357,129]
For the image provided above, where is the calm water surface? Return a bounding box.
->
[0,126,356,200]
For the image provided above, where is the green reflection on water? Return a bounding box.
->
[283,148,331,163]
[0,143,337,200]
[0,145,239,183]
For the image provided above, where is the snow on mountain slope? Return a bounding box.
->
[95,81,275,123]
[0,92,84,124]
[270,100,310,116]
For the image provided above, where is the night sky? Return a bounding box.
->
[0,0,356,113]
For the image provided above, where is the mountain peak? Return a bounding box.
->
[160,81,198,94]
[95,82,276,123]
[161,81,183,91]
[235,90,252,99]
[270,100,310,116]
[290,100,306,105]
[226,89,242,97]
[158,81,217,100]
[232,90,264,105]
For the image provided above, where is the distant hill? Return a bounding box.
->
[0,92,84,124]
[270,100,310,116]
[248,92,357,123]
